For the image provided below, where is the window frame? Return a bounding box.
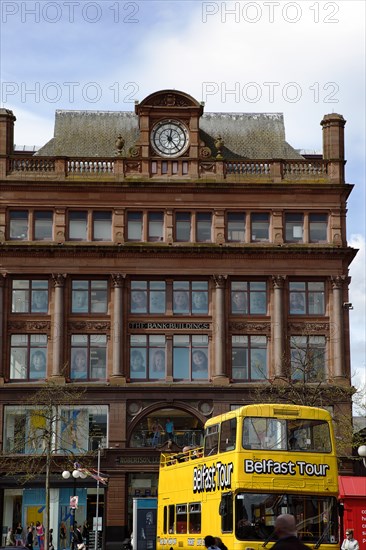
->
[290,335,327,382]
[71,279,109,314]
[9,210,29,240]
[34,210,53,240]
[230,281,267,315]
[231,335,267,381]
[173,334,209,381]
[70,334,107,381]
[11,279,49,314]
[251,212,270,242]
[10,333,48,381]
[289,281,325,315]
[285,213,304,243]
[227,212,246,242]
[129,334,167,381]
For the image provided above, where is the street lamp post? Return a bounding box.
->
[62,466,87,546]
[358,445,366,468]
[94,446,101,550]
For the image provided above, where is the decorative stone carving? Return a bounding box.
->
[128,146,140,158]
[230,322,271,334]
[111,273,125,287]
[125,161,141,174]
[199,162,216,174]
[331,275,348,289]
[213,275,227,288]
[68,321,110,331]
[115,135,125,156]
[288,322,329,333]
[152,93,190,107]
[9,321,51,331]
[52,273,66,287]
[215,136,224,159]
[271,275,286,289]
[199,146,212,158]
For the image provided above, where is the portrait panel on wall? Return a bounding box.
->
[90,349,106,379]
[29,350,47,379]
[71,348,88,379]
[150,349,165,378]
[131,290,147,313]
[130,349,146,378]
[31,290,48,313]
[72,290,88,313]
[10,348,27,379]
[192,349,208,379]
[192,292,208,314]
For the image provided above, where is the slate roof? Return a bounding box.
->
[36,109,304,160]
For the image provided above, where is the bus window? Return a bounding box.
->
[243,417,286,450]
[219,493,233,533]
[288,420,331,452]
[176,504,187,533]
[163,506,167,534]
[204,424,219,456]
[219,418,236,452]
[168,504,174,534]
[189,503,201,533]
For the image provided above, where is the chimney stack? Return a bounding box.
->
[0,108,16,156]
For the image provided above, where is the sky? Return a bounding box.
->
[0,0,365,394]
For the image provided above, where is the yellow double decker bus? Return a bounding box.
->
[157,404,340,550]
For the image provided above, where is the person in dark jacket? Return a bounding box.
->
[272,514,310,550]
[26,526,34,550]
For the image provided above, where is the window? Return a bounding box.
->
[3,405,107,454]
[10,334,47,380]
[220,493,233,533]
[93,211,112,241]
[176,504,187,534]
[285,213,303,242]
[227,212,245,242]
[309,213,328,243]
[12,279,48,313]
[71,280,108,314]
[70,334,107,380]
[176,212,191,242]
[130,281,166,314]
[130,335,166,380]
[196,212,212,242]
[127,211,143,241]
[251,213,269,242]
[219,418,237,452]
[204,424,219,457]
[290,335,326,381]
[289,281,325,315]
[231,281,267,315]
[173,335,209,380]
[173,281,208,315]
[9,211,28,240]
[34,211,53,240]
[69,211,87,240]
[188,503,201,534]
[148,212,164,241]
[231,335,267,380]
[59,405,108,452]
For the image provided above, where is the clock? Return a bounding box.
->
[151,119,189,157]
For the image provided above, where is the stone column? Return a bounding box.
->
[212,275,229,385]
[51,274,66,380]
[331,276,346,379]
[0,274,6,380]
[110,273,126,385]
[271,275,286,377]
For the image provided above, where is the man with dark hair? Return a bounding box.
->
[272,514,310,550]
[204,535,220,549]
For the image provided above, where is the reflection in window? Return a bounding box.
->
[285,213,303,242]
[127,211,143,241]
[196,212,212,242]
[69,211,87,240]
[309,213,328,243]
[10,334,47,380]
[289,281,325,315]
[10,211,28,240]
[231,335,267,381]
[130,335,166,380]
[130,281,166,314]
[148,212,164,242]
[12,279,49,313]
[235,493,338,543]
[59,406,107,452]
[93,211,112,241]
[290,335,326,382]
[34,211,53,240]
[251,213,269,242]
[71,280,108,314]
[70,334,107,380]
[173,335,208,380]
[227,212,245,242]
[173,281,208,315]
[231,281,267,315]
[176,212,191,242]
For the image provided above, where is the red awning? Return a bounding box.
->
[339,476,366,498]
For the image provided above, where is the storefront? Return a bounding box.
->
[339,476,366,549]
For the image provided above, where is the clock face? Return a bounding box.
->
[151,119,189,157]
